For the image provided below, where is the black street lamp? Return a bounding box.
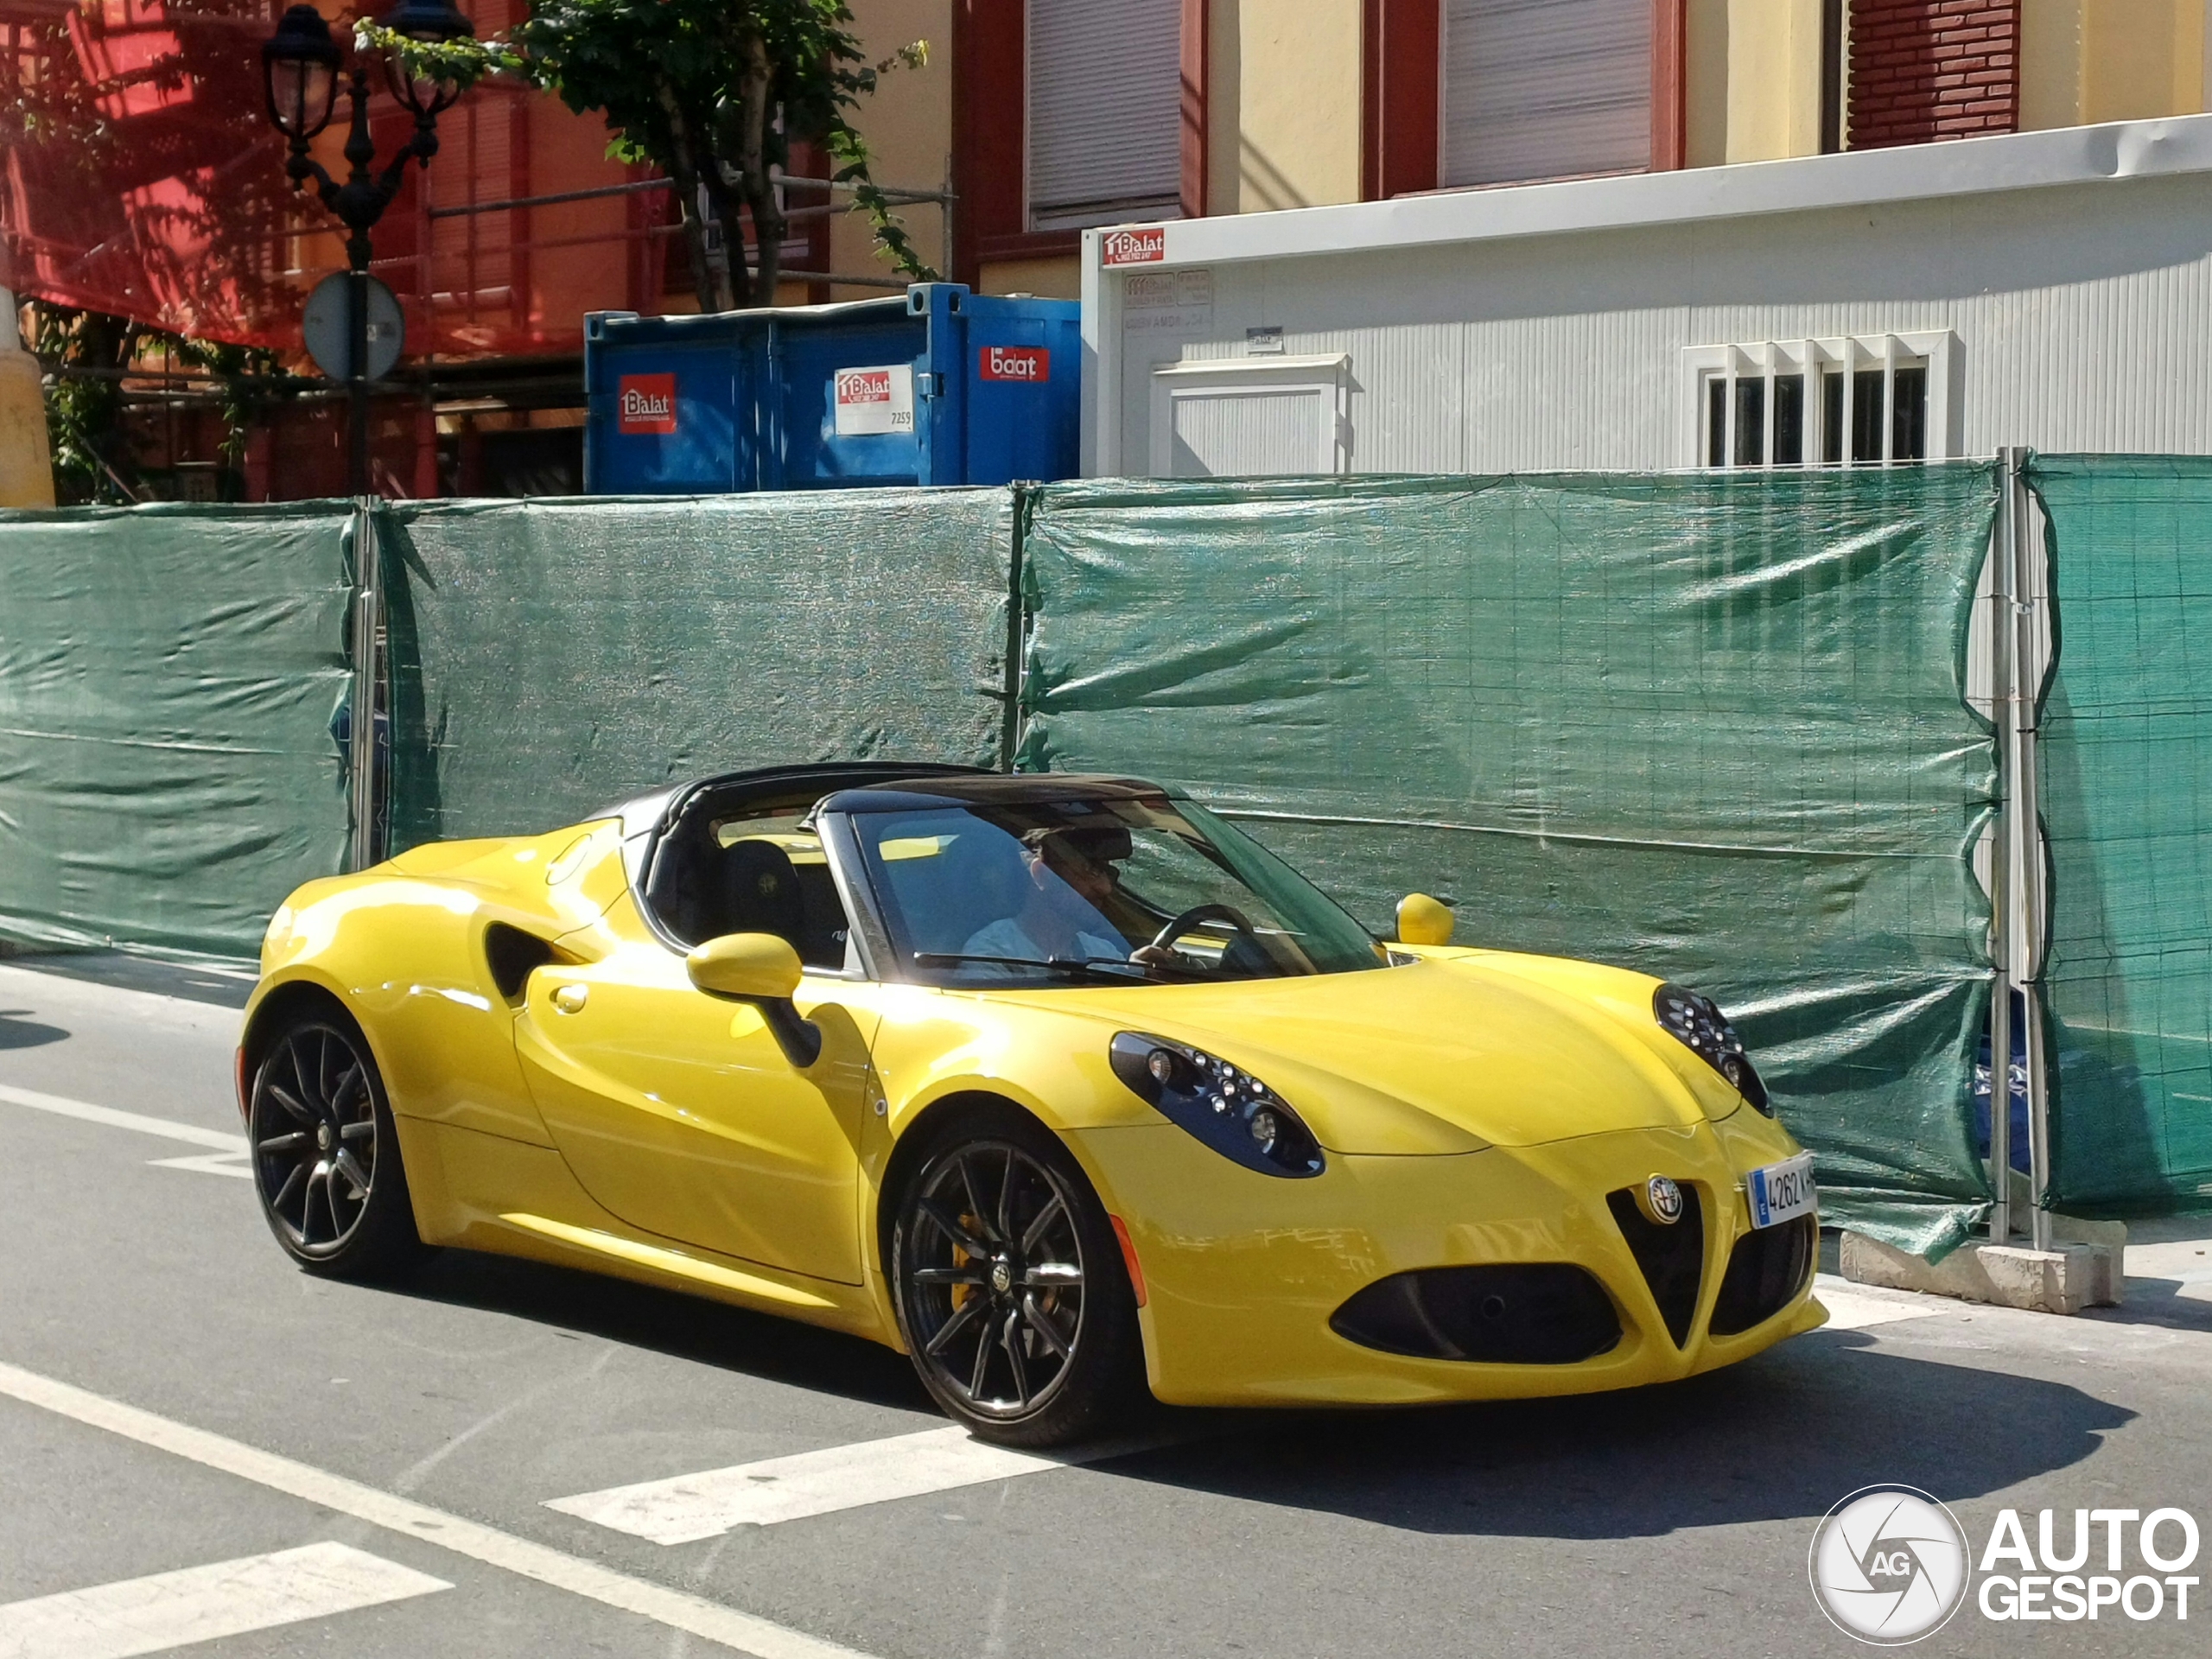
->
[262,2,473,494]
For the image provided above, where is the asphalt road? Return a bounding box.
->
[2,950,2209,1659]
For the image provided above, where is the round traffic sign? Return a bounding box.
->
[302,273,405,382]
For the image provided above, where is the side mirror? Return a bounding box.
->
[686,933,821,1066]
[687,931,804,1000]
[1395,893,1455,947]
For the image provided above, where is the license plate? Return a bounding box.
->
[1747,1153,1817,1229]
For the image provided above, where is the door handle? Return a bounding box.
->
[551,983,589,1014]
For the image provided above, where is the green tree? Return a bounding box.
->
[26,302,283,505]
[368,0,931,315]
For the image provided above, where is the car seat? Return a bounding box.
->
[702,839,810,951]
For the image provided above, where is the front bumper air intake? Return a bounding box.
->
[1709,1212,1816,1336]
[1329,1264,1623,1364]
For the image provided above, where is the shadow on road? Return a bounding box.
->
[387,1245,935,1414]
[0,1009,68,1049]
[2090,1280,2212,1333]
[1108,1332,2132,1537]
[380,1240,2130,1539]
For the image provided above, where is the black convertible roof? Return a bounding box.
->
[824,773,1170,812]
[594,762,1170,839]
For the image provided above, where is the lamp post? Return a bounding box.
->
[262,2,472,495]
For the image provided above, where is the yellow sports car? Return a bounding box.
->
[241,764,1824,1446]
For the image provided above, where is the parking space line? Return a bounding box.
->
[547,1426,1088,1544]
[0,1360,881,1659]
[0,1541,447,1659]
[0,1082,244,1154]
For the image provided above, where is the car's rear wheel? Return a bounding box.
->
[249,1009,423,1279]
[890,1109,1145,1446]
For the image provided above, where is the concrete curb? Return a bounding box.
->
[1841,1230,2123,1315]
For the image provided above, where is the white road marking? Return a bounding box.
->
[143,1150,255,1180]
[0,1541,445,1659]
[0,1082,245,1153]
[0,1360,881,1659]
[547,1426,1088,1544]
[1814,1276,1942,1331]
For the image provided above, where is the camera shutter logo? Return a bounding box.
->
[1810,1486,1972,1644]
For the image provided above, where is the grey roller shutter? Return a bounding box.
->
[1441,0,1652,188]
[1027,0,1184,231]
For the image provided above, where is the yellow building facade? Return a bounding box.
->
[820,0,2212,307]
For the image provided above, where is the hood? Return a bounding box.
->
[995,955,1718,1154]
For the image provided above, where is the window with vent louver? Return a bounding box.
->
[1027,0,1185,232]
[1441,0,1652,188]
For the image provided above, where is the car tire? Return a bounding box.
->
[248,1006,425,1281]
[890,1106,1147,1447]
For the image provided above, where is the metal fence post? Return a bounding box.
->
[1001,480,1029,774]
[2004,448,2054,1250]
[1987,454,2017,1243]
[348,496,382,873]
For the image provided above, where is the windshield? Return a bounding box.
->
[847,792,1384,988]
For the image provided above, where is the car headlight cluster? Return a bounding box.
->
[1109,1032,1323,1178]
[1653,982,1771,1116]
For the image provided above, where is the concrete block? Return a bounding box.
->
[1995,1168,2128,1258]
[1840,1231,2121,1314]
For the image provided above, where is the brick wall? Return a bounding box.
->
[1848,0,2019,149]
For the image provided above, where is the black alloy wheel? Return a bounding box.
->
[250,1013,423,1277]
[892,1112,1144,1446]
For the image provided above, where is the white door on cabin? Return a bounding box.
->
[1148,355,1351,478]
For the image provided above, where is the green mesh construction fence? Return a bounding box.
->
[377,491,1018,849]
[2031,455,2212,1217]
[0,501,354,963]
[0,472,2092,1248]
[1019,469,2002,1256]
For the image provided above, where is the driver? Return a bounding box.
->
[961,825,1152,967]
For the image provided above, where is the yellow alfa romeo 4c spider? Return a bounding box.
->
[241,764,1824,1445]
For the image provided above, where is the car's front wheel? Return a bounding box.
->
[249,1007,423,1279]
[890,1109,1145,1446]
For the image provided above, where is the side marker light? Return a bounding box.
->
[1108,1213,1147,1307]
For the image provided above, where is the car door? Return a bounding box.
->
[513,913,881,1286]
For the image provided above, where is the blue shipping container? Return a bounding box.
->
[583,283,1080,493]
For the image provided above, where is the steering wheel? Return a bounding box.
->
[1147,903,1259,958]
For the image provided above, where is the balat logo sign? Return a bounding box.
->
[1102,226,1165,265]
[836,367,893,407]
[831,364,914,435]
[980,346,1050,383]
[617,373,677,435]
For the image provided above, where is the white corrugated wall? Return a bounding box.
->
[1107,171,2212,474]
